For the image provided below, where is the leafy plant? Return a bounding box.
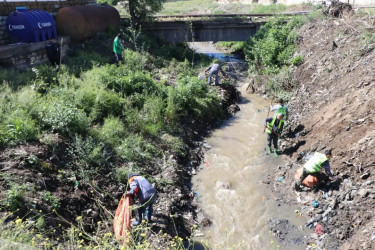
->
[5,184,27,211]
[42,191,60,209]
[37,101,88,135]
[97,117,126,147]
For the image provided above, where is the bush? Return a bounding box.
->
[5,184,27,211]
[97,117,126,146]
[290,55,304,66]
[165,75,222,123]
[69,135,108,180]
[266,67,296,101]
[42,190,60,209]
[115,166,131,184]
[0,111,38,147]
[91,90,125,122]
[37,101,89,135]
[116,134,156,162]
[245,16,307,72]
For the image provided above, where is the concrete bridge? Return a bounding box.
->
[125,13,309,43]
[140,20,264,42]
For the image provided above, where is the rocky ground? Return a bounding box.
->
[263,13,375,249]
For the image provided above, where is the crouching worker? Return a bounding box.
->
[295,149,339,191]
[127,173,157,226]
[264,113,285,156]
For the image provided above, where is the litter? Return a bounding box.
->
[312,200,320,208]
[315,223,324,235]
[278,176,284,182]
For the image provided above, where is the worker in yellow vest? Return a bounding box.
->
[264,113,284,156]
[270,98,288,121]
[295,150,339,190]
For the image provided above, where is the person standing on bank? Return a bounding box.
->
[45,38,61,68]
[127,173,157,226]
[264,113,285,156]
[205,60,226,86]
[113,33,124,66]
[270,98,288,121]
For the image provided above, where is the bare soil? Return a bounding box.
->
[264,15,375,249]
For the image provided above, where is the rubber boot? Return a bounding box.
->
[132,209,143,226]
[274,149,278,156]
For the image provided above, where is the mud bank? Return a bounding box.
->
[262,16,375,249]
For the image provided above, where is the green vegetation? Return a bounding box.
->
[115,0,311,16]
[244,15,309,100]
[158,1,292,15]
[0,24,225,248]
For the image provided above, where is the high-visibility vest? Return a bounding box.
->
[304,152,328,173]
[277,105,287,117]
[266,115,284,134]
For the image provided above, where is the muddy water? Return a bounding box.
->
[191,43,306,249]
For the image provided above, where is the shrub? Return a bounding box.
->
[245,16,307,72]
[42,190,60,209]
[165,75,222,123]
[0,110,38,147]
[116,134,156,162]
[266,66,296,101]
[115,166,131,184]
[97,117,126,146]
[31,65,58,93]
[91,90,125,122]
[37,101,89,135]
[68,135,108,180]
[5,184,27,211]
[290,55,304,66]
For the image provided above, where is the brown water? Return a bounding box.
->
[192,82,306,249]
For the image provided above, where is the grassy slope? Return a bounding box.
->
[0,31,228,249]
[116,0,311,16]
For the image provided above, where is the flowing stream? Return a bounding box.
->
[189,42,307,249]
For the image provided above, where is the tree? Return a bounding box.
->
[126,0,166,26]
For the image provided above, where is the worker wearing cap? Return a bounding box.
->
[127,173,157,226]
[264,113,285,156]
[270,98,288,121]
[295,150,339,190]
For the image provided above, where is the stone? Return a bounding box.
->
[358,189,369,198]
[363,180,374,186]
[360,172,370,180]
[330,198,337,209]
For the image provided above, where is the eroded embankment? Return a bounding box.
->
[264,16,375,249]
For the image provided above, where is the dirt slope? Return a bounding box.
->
[269,15,375,249]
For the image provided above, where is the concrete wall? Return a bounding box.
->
[0,37,70,69]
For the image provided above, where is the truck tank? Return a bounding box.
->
[56,5,120,42]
